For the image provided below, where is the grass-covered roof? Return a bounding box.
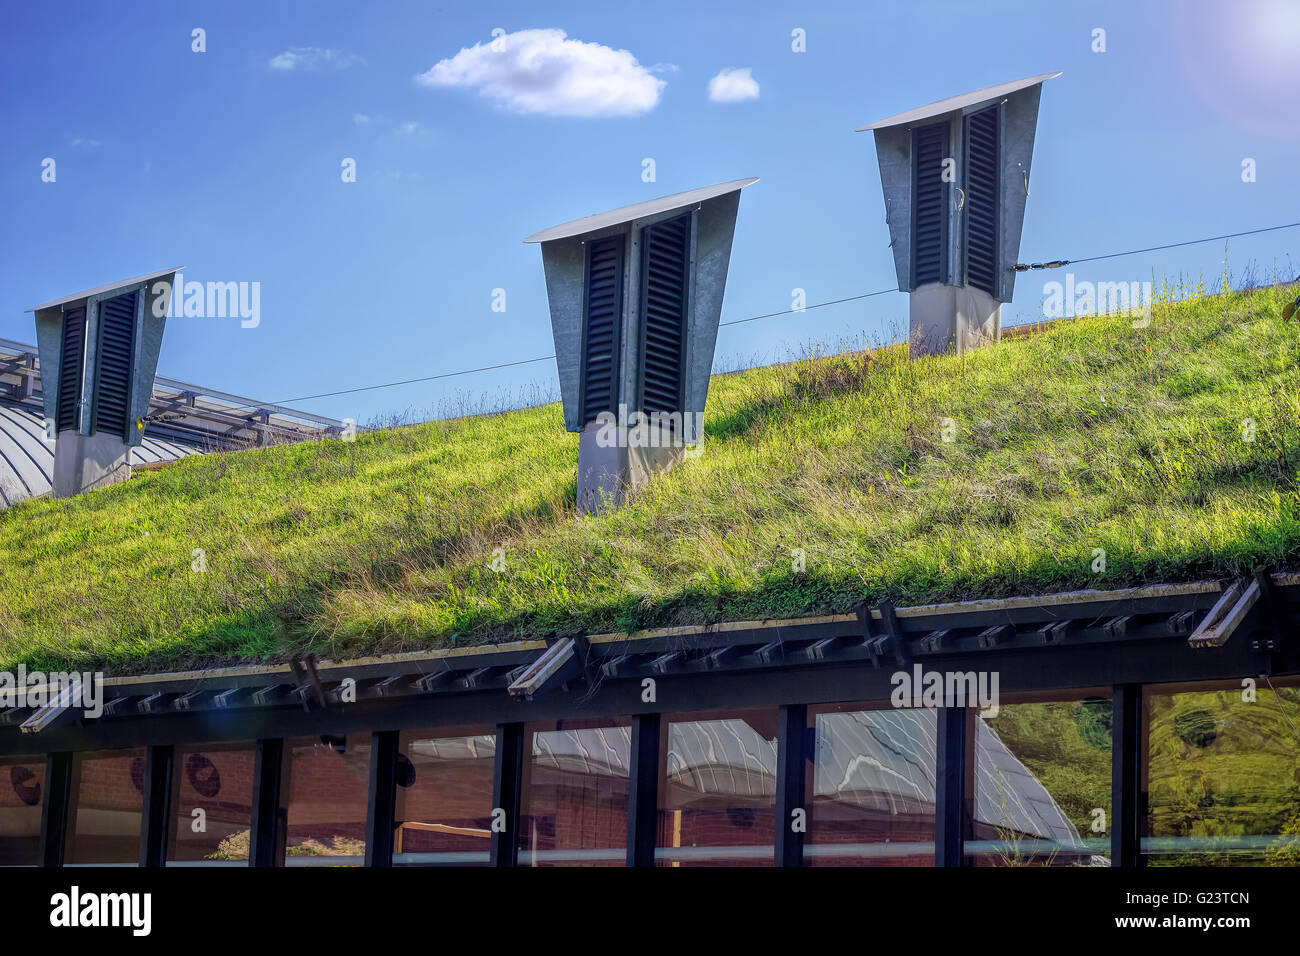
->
[2,283,1297,674]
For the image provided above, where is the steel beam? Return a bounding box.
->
[364,730,398,867]
[490,722,524,867]
[39,751,72,867]
[775,703,809,866]
[626,713,661,867]
[139,744,174,867]
[1111,684,1143,867]
[249,738,285,867]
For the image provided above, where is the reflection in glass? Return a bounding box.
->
[805,705,936,865]
[519,719,630,866]
[0,756,45,866]
[1145,680,1300,866]
[394,726,496,866]
[283,735,370,866]
[66,749,146,865]
[656,709,777,866]
[167,743,255,865]
[967,697,1111,866]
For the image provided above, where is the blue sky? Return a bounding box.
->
[2,0,1297,423]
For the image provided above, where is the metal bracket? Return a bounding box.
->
[289,654,328,711]
[1187,578,1259,649]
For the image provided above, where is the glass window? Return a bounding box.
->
[394,725,496,866]
[656,708,777,866]
[283,735,370,866]
[967,694,1112,866]
[167,742,255,865]
[1145,678,1300,866]
[0,755,46,866]
[519,718,630,866]
[66,748,146,865]
[805,704,936,866]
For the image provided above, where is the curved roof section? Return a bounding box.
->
[523,178,758,244]
[856,72,1061,131]
[0,399,200,509]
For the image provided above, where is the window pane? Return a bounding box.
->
[805,704,936,865]
[67,748,145,865]
[0,756,45,866]
[1145,679,1300,866]
[167,743,255,865]
[967,696,1112,866]
[283,735,369,866]
[394,725,496,866]
[657,708,777,866]
[519,719,630,866]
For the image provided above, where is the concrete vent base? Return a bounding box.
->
[909,283,1002,357]
[577,420,688,516]
[52,432,132,498]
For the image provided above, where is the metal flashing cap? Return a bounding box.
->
[856,72,1061,132]
[26,266,185,313]
[524,178,758,244]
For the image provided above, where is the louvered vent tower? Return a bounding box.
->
[859,73,1059,356]
[526,179,756,514]
[27,269,179,497]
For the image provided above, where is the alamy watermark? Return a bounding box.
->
[890,664,1000,717]
[151,271,261,328]
[0,665,104,719]
[1042,273,1153,327]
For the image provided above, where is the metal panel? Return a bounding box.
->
[638,213,690,417]
[579,235,625,426]
[857,72,1061,131]
[55,307,85,433]
[92,291,137,440]
[524,178,757,244]
[963,105,1000,296]
[911,122,950,288]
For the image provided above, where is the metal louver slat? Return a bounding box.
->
[963,105,1000,297]
[637,214,690,419]
[56,306,87,433]
[93,290,138,440]
[580,235,625,426]
[911,122,950,289]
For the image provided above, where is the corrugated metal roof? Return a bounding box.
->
[0,399,200,510]
[523,178,758,243]
[25,267,185,312]
[855,72,1061,131]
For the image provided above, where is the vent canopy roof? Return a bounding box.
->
[856,72,1061,132]
[524,178,758,244]
[25,266,185,312]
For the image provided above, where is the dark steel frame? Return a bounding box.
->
[4,575,1296,868]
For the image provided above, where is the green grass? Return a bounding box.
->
[2,282,1298,673]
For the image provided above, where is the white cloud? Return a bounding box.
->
[69,137,101,148]
[352,114,426,135]
[268,47,364,72]
[708,67,760,103]
[415,28,666,117]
